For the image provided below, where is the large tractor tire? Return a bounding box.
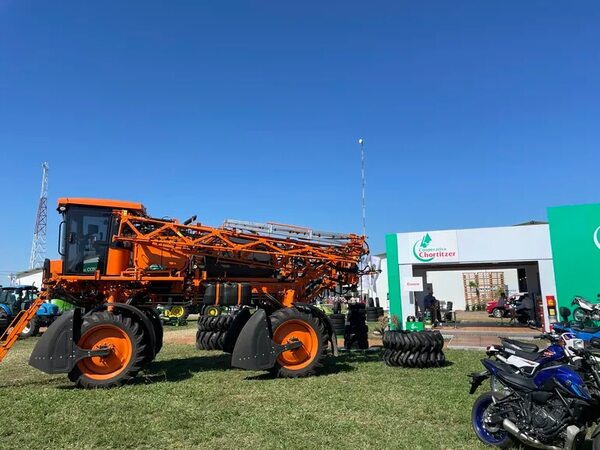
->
[68,311,146,388]
[21,316,40,338]
[269,308,327,378]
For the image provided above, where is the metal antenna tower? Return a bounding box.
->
[29,162,49,269]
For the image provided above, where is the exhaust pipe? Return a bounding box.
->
[502,419,562,450]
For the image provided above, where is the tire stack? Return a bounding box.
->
[329,313,346,336]
[377,306,384,317]
[365,307,379,322]
[196,315,233,351]
[344,304,369,350]
[382,330,446,368]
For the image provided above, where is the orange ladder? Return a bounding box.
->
[0,298,43,362]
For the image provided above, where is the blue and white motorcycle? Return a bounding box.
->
[470,342,600,449]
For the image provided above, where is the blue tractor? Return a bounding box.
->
[0,286,60,337]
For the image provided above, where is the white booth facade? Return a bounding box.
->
[383,224,556,329]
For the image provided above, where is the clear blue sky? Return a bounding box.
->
[1,1,599,275]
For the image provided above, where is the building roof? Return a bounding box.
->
[15,268,43,278]
[513,220,549,226]
[57,198,145,212]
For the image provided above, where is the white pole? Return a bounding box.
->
[358,138,366,302]
[359,138,366,238]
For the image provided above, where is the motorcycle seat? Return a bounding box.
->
[503,346,541,362]
[572,324,600,334]
[501,338,539,353]
[496,369,537,392]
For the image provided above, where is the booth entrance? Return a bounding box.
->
[411,261,542,330]
[385,223,556,338]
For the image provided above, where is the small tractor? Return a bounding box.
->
[0,286,60,337]
[0,198,367,387]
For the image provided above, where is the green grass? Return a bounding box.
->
[0,338,490,450]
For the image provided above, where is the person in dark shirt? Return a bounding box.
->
[423,290,440,325]
[497,292,507,309]
[424,290,435,310]
[516,294,534,321]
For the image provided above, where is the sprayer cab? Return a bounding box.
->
[54,198,145,277]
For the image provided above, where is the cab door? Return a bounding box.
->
[63,206,112,275]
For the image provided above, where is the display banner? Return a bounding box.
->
[548,204,600,310]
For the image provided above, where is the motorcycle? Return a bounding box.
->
[469,343,600,449]
[486,333,577,376]
[571,295,600,323]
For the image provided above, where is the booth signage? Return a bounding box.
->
[548,204,600,311]
[407,230,459,263]
[403,277,423,292]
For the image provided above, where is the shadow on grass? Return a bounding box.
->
[139,353,233,384]
[0,377,68,389]
[242,350,387,380]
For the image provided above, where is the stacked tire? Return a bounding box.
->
[377,307,384,317]
[329,313,346,336]
[344,304,369,350]
[382,330,446,368]
[366,307,379,322]
[196,315,233,351]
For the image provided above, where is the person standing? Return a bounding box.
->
[424,289,439,325]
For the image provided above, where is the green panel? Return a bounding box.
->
[548,204,600,310]
[386,233,402,329]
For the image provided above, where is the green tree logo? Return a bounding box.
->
[413,233,434,262]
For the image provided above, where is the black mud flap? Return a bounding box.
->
[29,309,110,374]
[230,309,303,371]
[231,309,278,371]
[222,307,251,354]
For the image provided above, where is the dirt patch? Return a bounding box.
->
[163,327,196,345]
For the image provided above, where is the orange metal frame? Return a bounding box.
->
[43,204,367,307]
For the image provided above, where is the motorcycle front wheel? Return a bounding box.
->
[573,307,588,323]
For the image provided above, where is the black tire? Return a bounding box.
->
[573,307,588,323]
[195,329,227,351]
[269,308,327,378]
[418,351,429,368]
[208,332,220,350]
[436,351,446,367]
[471,392,513,448]
[397,350,408,366]
[366,307,379,322]
[492,308,503,319]
[198,314,233,332]
[383,349,393,366]
[20,316,40,338]
[141,307,163,355]
[68,311,145,388]
[428,351,438,367]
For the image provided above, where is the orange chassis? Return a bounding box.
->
[3,198,367,387]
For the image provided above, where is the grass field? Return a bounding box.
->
[0,331,492,450]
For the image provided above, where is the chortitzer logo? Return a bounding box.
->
[412,233,457,262]
[594,226,600,251]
